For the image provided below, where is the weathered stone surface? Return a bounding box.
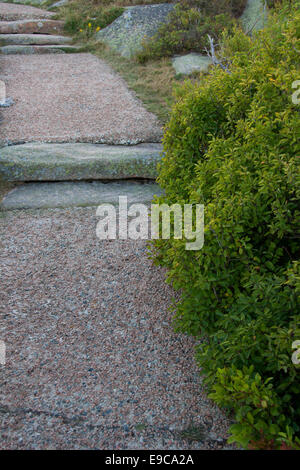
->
[1,181,162,210]
[0,19,64,35]
[0,2,54,21]
[49,0,69,9]
[0,44,80,54]
[0,143,163,181]
[172,53,213,75]
[1,0,47,5]
[0,33,72,45]
[241,0,267,32]
[0,54,162,145]
[96,3,175,58]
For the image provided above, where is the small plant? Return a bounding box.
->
[78,22,102,40]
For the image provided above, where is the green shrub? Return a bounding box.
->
[151,1,300,449]
[136,0,247,62]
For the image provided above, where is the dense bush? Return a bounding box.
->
[136,0,247,62]
[151,1,300,449]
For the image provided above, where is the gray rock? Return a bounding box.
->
[1,181,162,210]
[0,44,80,54]
[172,53,213,75]
[0,142,162,182]
[0,33,72,46]
[241,0,267,33]
[171,1,267,75]
[96,3,175,58]
[49,0,69,9]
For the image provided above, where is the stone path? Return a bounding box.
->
[0,53,162,145]
[0,7,78,55]
[0,2,54,21]
[0,207,233,450]
[0,1,234,450]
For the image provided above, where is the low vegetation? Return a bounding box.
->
[137,0,247,63]
[151,0,300,449]
[60,0,173,37]
[60,1,124,37]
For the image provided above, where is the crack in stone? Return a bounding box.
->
[0,403,215,442]
[0,403,85,425]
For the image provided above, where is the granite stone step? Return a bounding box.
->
[0,0,48,5]
[0,19,64,35]
[0,2,55,22]
[0,143,163,182]
[0,44,80,54]
[0,33,72,46]
[1,181,162,210]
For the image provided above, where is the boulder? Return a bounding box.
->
[172,53,213,75]
[96,3,175,58]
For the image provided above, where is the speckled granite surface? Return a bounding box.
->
[0,2,54,21]
[0,143,162,182]
[0,54,163,145]
[96,4,175,58]
[0,206,234,449]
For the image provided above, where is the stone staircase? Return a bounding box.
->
[0,19,64,34]
[0,2,80,54]
[0,1,162,211]
[0,143,162,182]
[0,142,163,210]
[0,32,80,54]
